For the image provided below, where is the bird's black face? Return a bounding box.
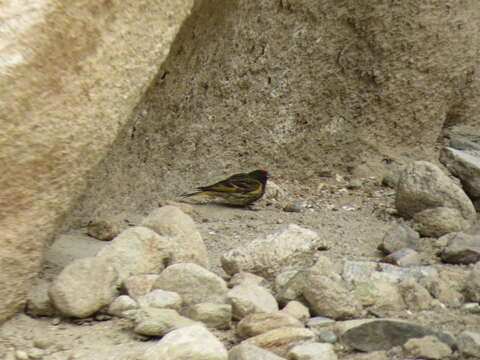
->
[249,169,269,184]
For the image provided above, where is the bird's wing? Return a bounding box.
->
[199,174,260,194]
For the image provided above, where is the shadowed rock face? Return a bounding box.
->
[67,0,480,228]
[2,0,480,324]
[0,0,194,323]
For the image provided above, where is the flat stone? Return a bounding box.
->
[339,319,455,352]
[237,311,304,339]
[242,327,316,357]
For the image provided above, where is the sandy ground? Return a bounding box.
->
[1,176,478,359]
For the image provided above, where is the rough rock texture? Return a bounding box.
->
[228,344,285,360]
[242,327,316,357]
[458,330,480,358]
[395,161,476,236]
[154,263,228,306]
[378,224,421,254]
[133,308,196,337]
[303,275,363,320]
[289,343,338,360]
[440,147,480,198]
[0,0,194,323]
[48,257,118,318]
[403,336,452,360]
[465,262,480,302]
[139,324,228,360]
[138,289,182,311]
[96,226,171,283]
[221,224,323,280]
[185,303,232,330]
[281,301,310,323]
[440,232,480,264]
[140,206,208,267]
[353,280,405,312]
[237,312,304,339]
[227,284,279,320]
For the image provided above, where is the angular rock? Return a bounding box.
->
[440,147,480,198]
[275,270,306,305]
[242,327,316,357]
[281,301,310,323]
[134,308,197,336]
[378,224,420,254]
[383,248,420,267]
[229,272,269,289]
[87,220,119,241]
[237,312,304,339]
[124,274,160,300]
[353,280,405,312]
[154,263,228,306]
[26,279,56,317]
[317,329,337,344]
[430,267,466,306]
[342,261,378,283]
[228,344,285,360]
[228,284,279,320]
[108,295,139,318]
[339,319,455,352]
[413,207,474,237]
[440,232,480,264]
[138,289,182,311]
[458,330,480,358]
[403,335,452,359]
[141,206,208,267]
[398,279,434,311]
[449,136,480,152]
[138,324,227,360]
[395,161,476,236]
[288,343,337,360]
[185,303,232,330]
[49,257,118,318]
[303,275,363,320]
[376,263,439,289]
[96,226,171,283]
[221,224,324,280]
[465,262,480,302]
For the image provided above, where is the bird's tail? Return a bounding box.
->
[181,190,207,198]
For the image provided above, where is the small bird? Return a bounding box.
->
[181,169,269,207]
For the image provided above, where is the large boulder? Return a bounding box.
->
[0,0,194,323]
